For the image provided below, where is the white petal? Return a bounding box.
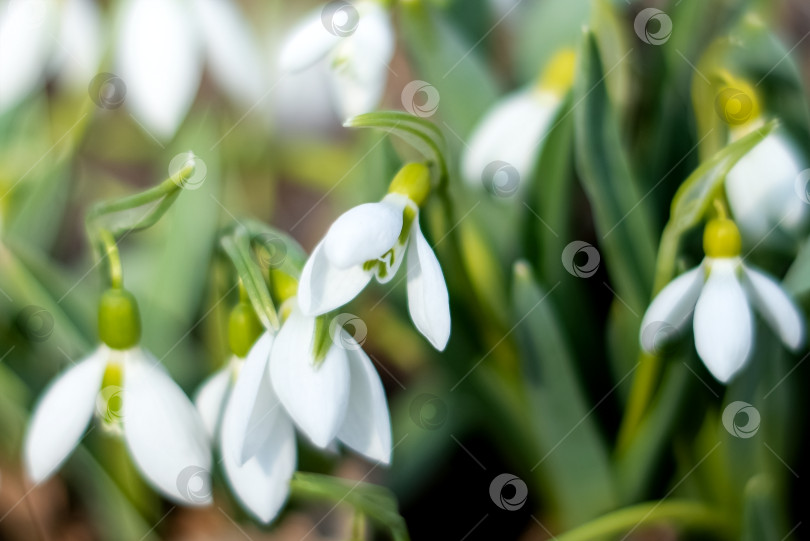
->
[219,333,277,465]
[0,0,56,112]
[270,309,350,447]
[406,219,451,350]
[123,349,212,506]
[336,338,391,464]
[24,347,107,482]
[116,0,202,140]
[192,0,265,106]
[193,364,232,439]
[693,260,753,383]
[726,132,808,240]
[298,240,373,316]
[328,2,393,119]
[639,265,704,352]
[742,265,805,351]
[278,6,341,72]
[221,371,296,523]
[324,200,405,269]
[462,89,559,190]
[51,0,103,89]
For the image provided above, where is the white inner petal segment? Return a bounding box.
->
[693,259,753,383]
[741,265,806,351]
[123,349,212,506]
[24,346,107,482]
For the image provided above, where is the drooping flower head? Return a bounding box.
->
[25,288,212,505]
[640,214,805,382]
[298,162,451,350]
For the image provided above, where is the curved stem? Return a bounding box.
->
[98,229,123,289]
[555,500,734,541]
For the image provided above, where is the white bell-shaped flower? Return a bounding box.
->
[269,305,392,464]
[195,332,296,524]
[25,344,213,505]
[279,0,394,120]
[116,0,266,140]
[297,163,450,350]
[0,0,102,112]
[461,49,575,194]
[640,217,805,383]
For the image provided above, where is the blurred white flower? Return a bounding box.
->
[195,333,296,524]
[462,49,575,193]
[269,306,392,464]
[279,0,394,120]
[297,164,450,351]
[116,0,266,140]
[24,344,212,505]
[726,129,808,244]
[640,218,805,383]
[0,0,102,112]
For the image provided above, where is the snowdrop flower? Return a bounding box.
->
[24,288,212,505]
[195,302,296,523]
[640,216,805,383]
[718,77,809,244]
[279,0,394,120]
[269,302,392,464]
[0,0,102,112]
[116,0,266,140]
[298,162,451,351]
[462,49,575,193]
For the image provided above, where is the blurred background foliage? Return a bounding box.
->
[1,0,809,539]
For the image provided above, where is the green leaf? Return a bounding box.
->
[512,261,617,526]
[573,30,657,311]
[344,111,448,186]
[741,476,789,541]
[291,472,410,541]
